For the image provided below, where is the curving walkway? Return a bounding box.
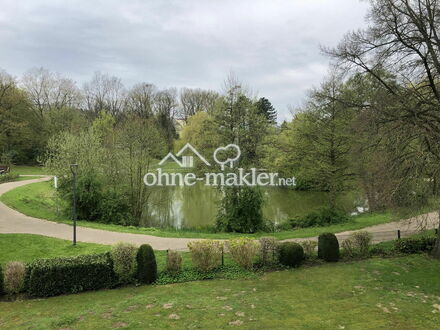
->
[0,177,438,250]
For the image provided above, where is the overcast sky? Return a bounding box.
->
[0,0,369,122]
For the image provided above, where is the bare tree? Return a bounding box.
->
[326,0,440,258]
[125,83,157,119]
[82,71,126,117]
[179,88,219,122]
[21,67,82,118]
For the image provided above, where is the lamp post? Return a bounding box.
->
[70,164,78,246]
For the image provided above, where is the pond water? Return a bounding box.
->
[140,183,363,229]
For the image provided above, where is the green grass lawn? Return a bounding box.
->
[15,175,42,181]
[9,165,48,175]
[0,254,439,329]
[0,180,401,240]
[0,234,110,265]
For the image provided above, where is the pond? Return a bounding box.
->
[140,183,363,229]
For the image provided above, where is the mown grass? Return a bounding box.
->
[0,254,439,329]
[0,234,110,265]
[0,180,403,240]
[9,165,47,175]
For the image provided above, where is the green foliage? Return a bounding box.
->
[27,253,117,297]
[255,97,277,125]
[111,242,137,284]
[394,236,437,254]
[278,242,304,267]
[3,261,26,294]
[0,173,19,183]
[318,233,340,262]
[45,116,166,227]
[227,238,260,270]
[187,240,223,272]
[285,208,349,229]
[136,244,157,284]
[58,173,102,221]
[213,81,269,166]
[166,250,182,274]
[216,186,265,233]
[0,265,4,296]
[156,263,258,285]
[57,171,133,225]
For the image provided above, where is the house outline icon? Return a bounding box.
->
[158,143,211,168]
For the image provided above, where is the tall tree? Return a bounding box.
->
[126,83,156,119]
[256,97,277,124]
[179,88,219,122]
[326,0,440,258]
[21,67,81,118]
[154,88,178,150]
[83,71,126,117]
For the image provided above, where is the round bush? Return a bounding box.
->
[136,244,157,284]
[318,233,340,262]
[278,242,304,267]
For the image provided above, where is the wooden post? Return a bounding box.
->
[397,230,401,239]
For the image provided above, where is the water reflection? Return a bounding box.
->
[140,183,360,229]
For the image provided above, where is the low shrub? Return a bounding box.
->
[318,233,340,262]
[301,240,318,259]
[258,237,278,266]
[369,245,393,257]
[342,231,372,258]
[27,253,117,297]
[187,240,223,272]
[228,238,260,270]
[111,242,138,283]
[136,244,157,284]
[0,173,19,183]
[0,265,4,296]
[4,261,26,294]
[352,231,372,257]
[394,236,437,254]
[278,242,304,267]
[285,208,349,229]
[166,250,183,274]
[341,238,356,257]
[156,264,258,285]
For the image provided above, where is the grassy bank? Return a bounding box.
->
[0,254,439,329]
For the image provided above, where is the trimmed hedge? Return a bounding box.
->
[394,236,437,254]
[278,242,304,267]
[27,252,117,297]
[318,233,340,262]
[136,244,157,284]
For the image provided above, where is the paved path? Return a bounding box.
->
[0,177,438,250]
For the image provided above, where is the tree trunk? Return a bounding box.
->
[432,210,440,260]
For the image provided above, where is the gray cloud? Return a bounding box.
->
[0,0,369,121]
